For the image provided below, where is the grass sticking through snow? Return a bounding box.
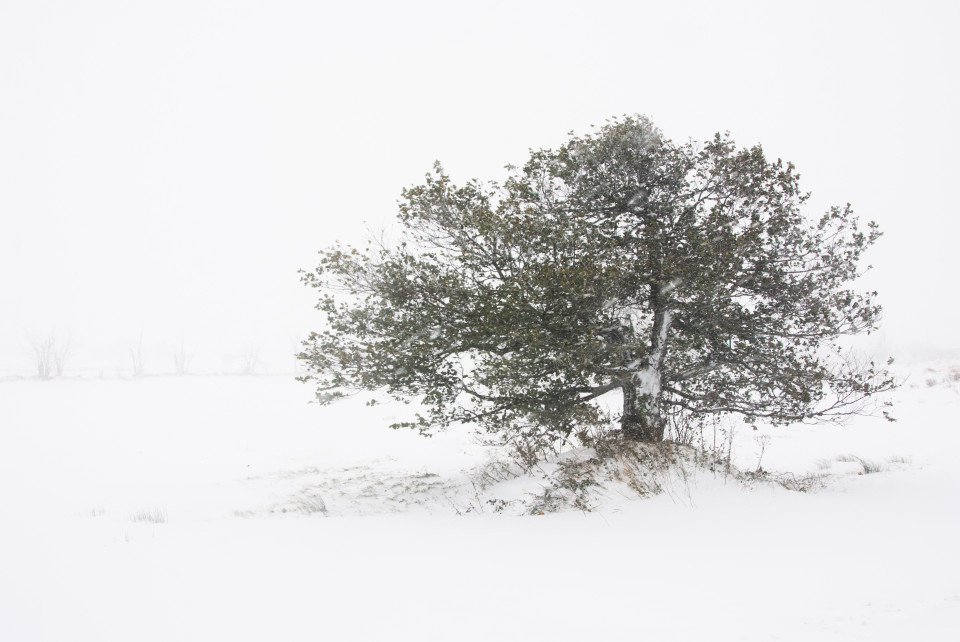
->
[130,508,167,524]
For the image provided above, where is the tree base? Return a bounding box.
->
[620,417,665,443]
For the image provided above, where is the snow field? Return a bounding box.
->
[0,367,958,640]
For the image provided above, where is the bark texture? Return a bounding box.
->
[620,381,665,442]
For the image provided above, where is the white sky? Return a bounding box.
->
[1,0,958,373]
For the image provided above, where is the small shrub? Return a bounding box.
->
[771,472,827,493]
[527,486,565,515]
[836,454,886,474]
[292,494,327,515]
[272,491,328,516]
[130,508,167,523]
[596,439,689,497]
[471,456,524,491]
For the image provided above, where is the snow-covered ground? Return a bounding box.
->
[1,365,958,641]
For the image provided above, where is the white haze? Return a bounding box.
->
[1,0,958,375]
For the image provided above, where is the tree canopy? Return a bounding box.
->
[299,116,893,445]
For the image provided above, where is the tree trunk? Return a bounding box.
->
[620,379,665,442]
[619,305,672,442]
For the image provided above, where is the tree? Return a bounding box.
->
[30,330,72,379]
[30,333,54,380]
[171,338,190,375]
[299,116,894,446]
[130,332,145,377]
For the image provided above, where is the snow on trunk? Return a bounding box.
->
[621,309,672,441]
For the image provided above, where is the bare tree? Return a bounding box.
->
[52,332,72,377]
[240,346,260,375]
[130,333,144,377]
[30,331,71,379]
[171,338,191,375]
[30,334,54,379]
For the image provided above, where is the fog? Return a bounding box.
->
[2,0,957,375]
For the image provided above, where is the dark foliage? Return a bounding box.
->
[299,116,894,444]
